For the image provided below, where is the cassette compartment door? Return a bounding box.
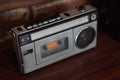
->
[35,29,73,64]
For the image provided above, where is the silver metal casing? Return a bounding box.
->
[12,5,98,74]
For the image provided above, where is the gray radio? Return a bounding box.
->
[11,5,98,74]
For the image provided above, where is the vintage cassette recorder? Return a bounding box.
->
[12,5,98,74]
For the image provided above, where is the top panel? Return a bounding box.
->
[12,5,97,35]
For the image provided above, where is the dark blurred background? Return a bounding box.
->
[95,0,120,41]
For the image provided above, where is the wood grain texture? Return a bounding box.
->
[0,31,120,80]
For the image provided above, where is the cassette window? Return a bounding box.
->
[40,37,68,58]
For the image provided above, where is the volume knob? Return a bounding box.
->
[78,6,85,11]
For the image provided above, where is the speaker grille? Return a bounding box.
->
[76,27,96,48]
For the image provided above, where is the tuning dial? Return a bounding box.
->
[90,13,97,21]
[75,27,95,48]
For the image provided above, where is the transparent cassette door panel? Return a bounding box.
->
[35,29,74,64]
[40,37,69,58]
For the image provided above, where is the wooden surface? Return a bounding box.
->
[0,31,120,80]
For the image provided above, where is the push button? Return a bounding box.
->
[49,18,56,23]
[27,26,32,30]
[26,24,33,30]
[56,17,62,20]
[33,24,38,28]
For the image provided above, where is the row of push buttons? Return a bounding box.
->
[26,14,62,30]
